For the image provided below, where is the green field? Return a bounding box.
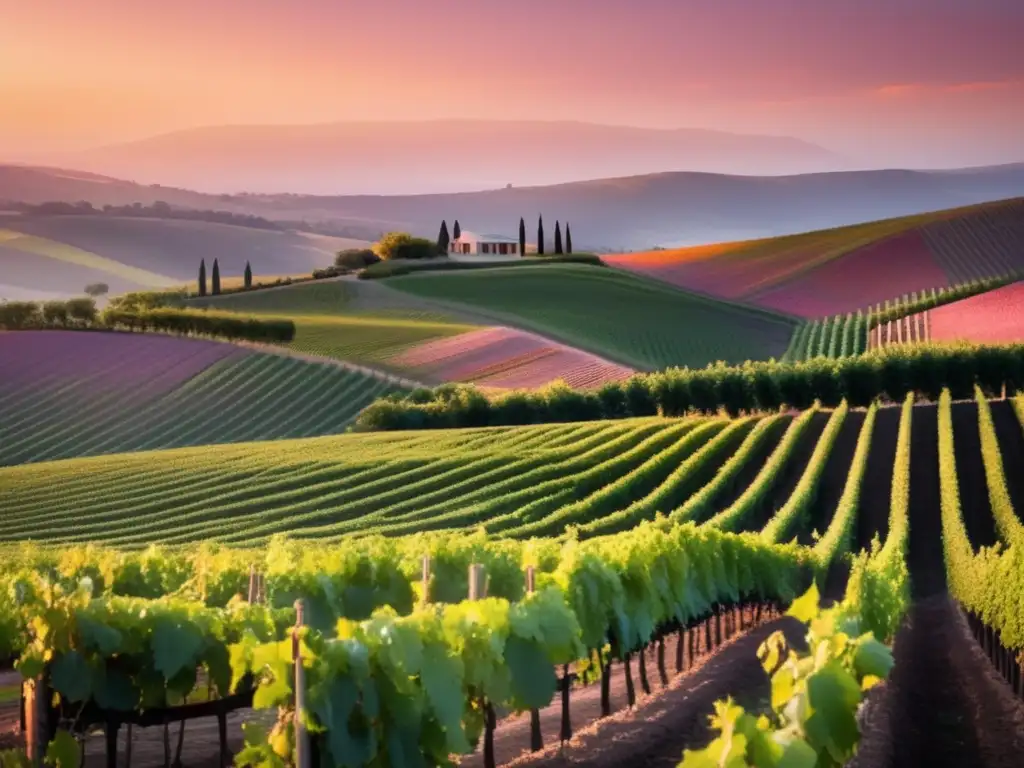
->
[387,264,799,369]
[192,280,480,368]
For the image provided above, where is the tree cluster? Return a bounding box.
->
[355,342,1024,430]
[0,298,97,329]
[374,232,438,261]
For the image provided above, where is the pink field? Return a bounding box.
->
[391,327,634,390]
[921,282,1024,344]
[748,231,950,318]
[0,331,242,401]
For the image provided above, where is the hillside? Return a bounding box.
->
[0,214,356,298]
[54,120,843,195]
[0,331,408,466]
[385,264,798,369]
[607,197,1024,318]
[193,278,636,387]
[5,162,1024,252]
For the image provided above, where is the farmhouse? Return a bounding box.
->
[449,230,521,256]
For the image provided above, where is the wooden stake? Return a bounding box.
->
[421,555,431,604]
[294,600,311,768]
[24,677,48,766]
[525,566,543,751]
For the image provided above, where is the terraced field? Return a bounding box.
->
[606,198,1024,320]
[0,331,408,466]
[387,264,798,369]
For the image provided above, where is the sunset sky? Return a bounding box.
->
[3,0,1023,168]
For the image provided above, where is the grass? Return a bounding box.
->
[191,279,481,369]
[387,264,799,369]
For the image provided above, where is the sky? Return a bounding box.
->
[2,0,1023,169]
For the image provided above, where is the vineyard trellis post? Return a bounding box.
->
[293,599,311,768]
[526,566,544,752]
[468,564,499,768]
[24,676,48,767]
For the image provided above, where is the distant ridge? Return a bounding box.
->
[48,119,846,195]
[3,161,1024,252]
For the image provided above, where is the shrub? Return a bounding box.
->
[65,298,98,326]
[41,301,70,327]
[102,307,294,343]
[334,248,380,270]
[373,233,437,261]
[0,301,41,329]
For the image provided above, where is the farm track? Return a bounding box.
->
[797,409,865,546]
[734,410,829,534]
[950,402,1000,550]
[907,404,944,599]
[854,596,1024,768]
[989,399,1024,526]
[854,406,900,551]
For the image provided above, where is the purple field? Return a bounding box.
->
[0,331,407,465]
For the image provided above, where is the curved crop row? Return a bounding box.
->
[704,406,821,531]
[811,402,879,569]
[973,387,1024,546]
[760,401,849,543]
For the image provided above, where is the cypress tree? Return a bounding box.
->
[537,215,545,256]
[212,259,221,296]
[244,261,252,289]
[437,220,450,254]
[554,221,563,255]
[518,217,526,257]
[565,222,572,254]
[198,259,207,297]
[453,220,461,240]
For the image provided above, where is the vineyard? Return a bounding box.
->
[5,386,1024,764]
[605,197,1024,320]
[0,331,408,466]
[387,264,798,369]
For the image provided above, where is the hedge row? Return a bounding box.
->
[0,299,98,330]
[102,307,295,342]
[357,343,1024,430]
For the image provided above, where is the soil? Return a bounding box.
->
[736,410,829,533]
[497,615,807,768]
[797,409,866,546]
[854,404,900,551]
[989,399,1024,525]
[950,401,999,549]
[853,596,1024,768]
[907,403,945,599]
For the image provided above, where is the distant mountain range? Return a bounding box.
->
[44,120,847,195]
[3,162,1024,251]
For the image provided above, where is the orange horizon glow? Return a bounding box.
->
[2,0,1023,169]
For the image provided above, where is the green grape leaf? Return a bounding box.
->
[505,636,557,709]
[50,652,92,703]
[852,638,894,681]
[253,662,291,710]
[93,668,137,712]
[420,644,469,754]
[16,651,45,681]
[776,738,818,768]
[77,616,122,655]
[204,642,232,698]
[786,584,820,624]
[44,730,79,768]
[152,619,203,681]
[803,662,862,760]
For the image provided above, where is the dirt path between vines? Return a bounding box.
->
[493,615,806,768]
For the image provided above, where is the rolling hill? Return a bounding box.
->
[5,162,1024,252]
[0,330,408,466]
[0,214,358,299]
[606,197,1024,318]
[384,264,799,370]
